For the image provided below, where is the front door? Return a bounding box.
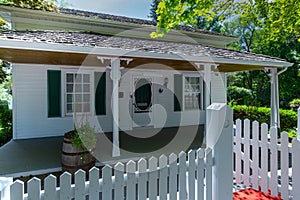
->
[132,77,153,127]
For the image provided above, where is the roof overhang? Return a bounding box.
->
[0,40,293,72]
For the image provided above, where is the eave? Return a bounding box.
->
[0,40,293,72]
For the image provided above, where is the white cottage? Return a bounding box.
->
[0,6,292,158]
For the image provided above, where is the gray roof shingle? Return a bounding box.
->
[0,30,287,64]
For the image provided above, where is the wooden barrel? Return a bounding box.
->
[62,134,96,173]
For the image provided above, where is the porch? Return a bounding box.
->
[0,125,204,177]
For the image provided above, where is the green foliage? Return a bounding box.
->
[289,98,300,110]
[231,105,297,132]
[69,123,97,151]
[227,86,253,105]
[0,0,58,11]
[0,100,12,146]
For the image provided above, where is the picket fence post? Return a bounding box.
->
[0,177,13,200]
[206,103,233,200]
[297,107,300,141]
[294,109,300,199]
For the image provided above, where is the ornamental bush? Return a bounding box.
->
[227,86,253,105]
[0,100,12,146]
[231,105,297,132]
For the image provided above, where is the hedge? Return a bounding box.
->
[231,105,297,131]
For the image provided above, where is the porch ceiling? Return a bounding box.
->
[0,47,266,72]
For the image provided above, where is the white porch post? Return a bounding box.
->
[97,57,132,157]
[111,58,121,157]
[203,65,212,109]
[206,103,233,200]
[270,68,280,129]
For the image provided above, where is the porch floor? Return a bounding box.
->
[0,125,204,177]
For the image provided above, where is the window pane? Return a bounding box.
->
[66,74,74,83]
[66,84,73,93]
[83,74,90,83]
[75,84,82,92]
[67,94,73,103]
[83,94,90,102]
[67,104,73,113]
[83,84,90,92]
[74,103,82,112]
[82,103,90,112]
[75,74,82,83]
[75,94,82,102]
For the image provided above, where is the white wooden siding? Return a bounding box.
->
[13,64,225,139]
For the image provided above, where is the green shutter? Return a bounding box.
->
[47,70,61,118]
[174,74,183,111]
[95,72,106,115]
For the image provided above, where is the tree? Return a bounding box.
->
[0,0,58,11]
[152,0,300,108]
[149,0,161,22]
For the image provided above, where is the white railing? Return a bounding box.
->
[5,148,213,200]
[233,110,300,200]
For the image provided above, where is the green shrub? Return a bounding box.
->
[227,86,253,105]
[231,105,297,132]
[0,100,12,146]
[289,98,300,111]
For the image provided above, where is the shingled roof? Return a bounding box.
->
[0,30,288,66]
[59,8,233,38]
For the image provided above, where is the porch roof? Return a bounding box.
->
[0,30,293,72]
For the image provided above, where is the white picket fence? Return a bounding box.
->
[6,148,213,200]
[233,116,300,200]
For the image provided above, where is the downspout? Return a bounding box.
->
[269,66,288,130]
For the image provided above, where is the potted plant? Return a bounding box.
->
[62,115,97,173]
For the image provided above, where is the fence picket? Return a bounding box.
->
[197,149,205,200]
[252,121,259,190]
[188,150,196,200]
[114,163,124,200]
[10,180,24,200]
[89,167,100,200]
[27,177,41,200]
[168,153,177,200]
[149,157,158,200]
[205,148,213,200]
[102,166,113,200]
[270,127,278,195]
[6,146,213,200]
[159,155,168,200]
[235,119,242,184]
[260,123,269,193]
[126,160,136,200]
[60,172,72,199]
[243,119,250,186]
[138,158,147,200]
[44,174,57,200]
[75,169,86,200]
[280,132,289,199]
[179,151,187,200]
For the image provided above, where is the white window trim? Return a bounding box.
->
[61,69,95,117]
[183,73,204,111]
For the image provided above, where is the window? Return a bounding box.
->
[184,76,201,110]
[65,72,91,115]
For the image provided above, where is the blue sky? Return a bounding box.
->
[65,0,152,19]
